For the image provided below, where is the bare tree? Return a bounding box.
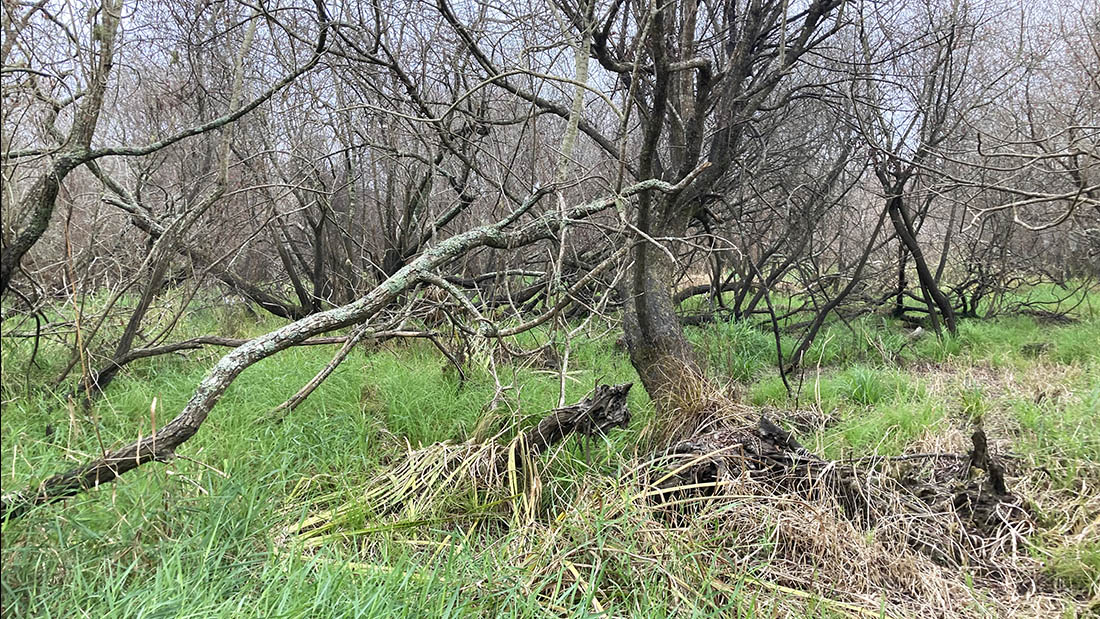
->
[1,0,330,297]
[3,0,1097,520]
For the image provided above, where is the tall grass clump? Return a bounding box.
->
[690,319,786,382]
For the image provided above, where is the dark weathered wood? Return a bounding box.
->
[522,383,632,457]
[968,429,1007,496]
[653,418,1027,566]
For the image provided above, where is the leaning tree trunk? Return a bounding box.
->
[621,190,708,435]
[887,192,957,334]
[0,0,122,297]
[4,0,329,299]
[622,242,703,410]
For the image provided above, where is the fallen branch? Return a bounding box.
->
[266,326,379,420]
[521,383,632,457]
[1,169,695,520]
[86,331,430,393]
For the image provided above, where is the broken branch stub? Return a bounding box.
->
[522,383,632,457]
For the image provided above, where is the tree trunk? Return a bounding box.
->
[622,242,703,413]
[0,156,80,293]
[887,193,957,334]
[0,0,122,297]
[894,241,908,318]
[621,193,707,431]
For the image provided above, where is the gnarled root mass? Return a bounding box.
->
[652,420,1029,566]
[642,410,1069,615]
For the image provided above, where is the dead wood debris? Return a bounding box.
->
[652,419,1031,564]
[640,411,1081,616]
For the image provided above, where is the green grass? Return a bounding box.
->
[3,284,1099,617]
[1046,541,1100,597]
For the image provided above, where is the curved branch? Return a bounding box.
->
[1,172,686,519]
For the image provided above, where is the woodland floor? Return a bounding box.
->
[1,286,1098,617]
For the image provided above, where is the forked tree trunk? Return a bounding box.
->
[887,193,957,334]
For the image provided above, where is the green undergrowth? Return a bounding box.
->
[2,284,1098,616]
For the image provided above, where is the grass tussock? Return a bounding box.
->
[286,427,544,549]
